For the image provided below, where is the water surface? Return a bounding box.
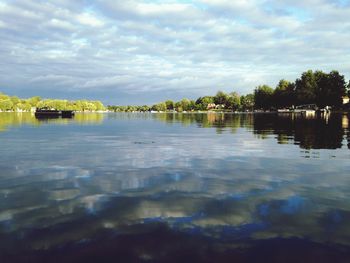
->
[0,112,350,262]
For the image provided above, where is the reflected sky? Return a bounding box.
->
[0,112,350,261]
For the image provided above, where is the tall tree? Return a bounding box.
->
[27,96,41,107]
[240,94,254,111]
[314,70,346,108]
[273,79,295,108]
[165,100,174,110]
[152,102,166,111]
[93,101,106,111]
[214,91,228,106]
[326,70,346,107]
[254,85,274,110]
[174,101,183,112]
[225,92,240,111]
[295,70,317,105]
[0,99,14,111]
[314,70,329,107]
[179,98,192,111]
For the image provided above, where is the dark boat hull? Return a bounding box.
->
[61,111,75,117]
[35,110,75,119]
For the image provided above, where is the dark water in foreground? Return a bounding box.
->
[1,112,350,262]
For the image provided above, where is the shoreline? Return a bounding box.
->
[1,110,349,114]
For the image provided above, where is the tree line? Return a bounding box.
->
[108,92,254,112]
[0,93,106,112]
[1,70,349,113]
[254,70,349,110]
[109,70,350,112]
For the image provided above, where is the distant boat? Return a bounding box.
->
[35,109,75,118]
[277,104,322,116]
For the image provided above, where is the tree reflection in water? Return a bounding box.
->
[0,112,105,132]
[2,112,347,151]
[152,112,349,150]
[252,113,347,149]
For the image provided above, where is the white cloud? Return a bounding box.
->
[76,12,104,27]
[0,0,349,104]
[48,18,76,31]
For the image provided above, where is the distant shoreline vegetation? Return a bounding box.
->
[0,93,106,112]
[108,70,350,112]
[1,70,350,113]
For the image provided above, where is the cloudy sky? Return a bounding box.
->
[0,0,349,104]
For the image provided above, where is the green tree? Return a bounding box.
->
[189,100,196,111]
[27,96,41,107]
[295,70,317,105]
[180,98,191,111]
[36,100,48,109]
[140,105,150,112]
[165,100,174,110]
[315,70,346,108]
[92,101,105,111]
[214,91,228,106]
[195,96,214,110]
[225,92,240,111]
[203,96,214,109]
[86,102,97,111]
[55,100,68,110]
[240,94,254,111]
[327,70,347,107]
[152,102,166,111]
[273,79,295,108]
[0,92,105,112]
[254,85,274,110]
[16,101,32,111]
[0,99,14,111]
[175,101,183,112]
[10,96,20,108]
[314,71,329,107]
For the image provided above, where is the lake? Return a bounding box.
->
[0,112,350,262]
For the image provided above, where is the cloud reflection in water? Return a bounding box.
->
[0,112,350,260]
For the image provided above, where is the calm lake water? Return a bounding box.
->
[0,112,350,262]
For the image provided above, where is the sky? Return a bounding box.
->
[0,0,349,105]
